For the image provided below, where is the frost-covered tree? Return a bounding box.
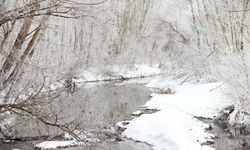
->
[0,0,109,141]
[190,0,250,119]
[1,0,176,141]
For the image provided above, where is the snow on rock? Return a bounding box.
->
[34,140,84,149]
[35,130,100,149]
[35,140,78,149]
[132,110,143,116]
[120,82,234,150]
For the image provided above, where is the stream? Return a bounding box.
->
[0,78,153,150]
[0,77,248,150]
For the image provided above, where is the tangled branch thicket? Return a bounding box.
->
[0,0,108,141]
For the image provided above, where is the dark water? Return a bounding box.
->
[0,80,153,150]
[212,125,250,150]
[202,119,250,150]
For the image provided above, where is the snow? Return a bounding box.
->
[119,79,234,150]
[49,81,65,90]
[132,110,143,116]
[43,64,162,92]
[78,64,161,82]
[35,140,80,149]
[35,130,101,149]
[122,109,215,150]
[146,82,231,118]
[113,64,161,79]
[146,77,180,89]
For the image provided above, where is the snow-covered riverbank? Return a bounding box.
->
[118,78,235,150]
[1,71,241,150]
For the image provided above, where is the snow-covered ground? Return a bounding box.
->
[118,78,235,150]
[74,64,161,82]
[47,64,161,91]
[146,82,231,118]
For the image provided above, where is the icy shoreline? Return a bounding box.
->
[1,67,240,150]
[118,79,235,150]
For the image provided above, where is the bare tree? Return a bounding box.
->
[0,0,108,143]
[0,0,108,91]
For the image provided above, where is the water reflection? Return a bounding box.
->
[1,81,152,149]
